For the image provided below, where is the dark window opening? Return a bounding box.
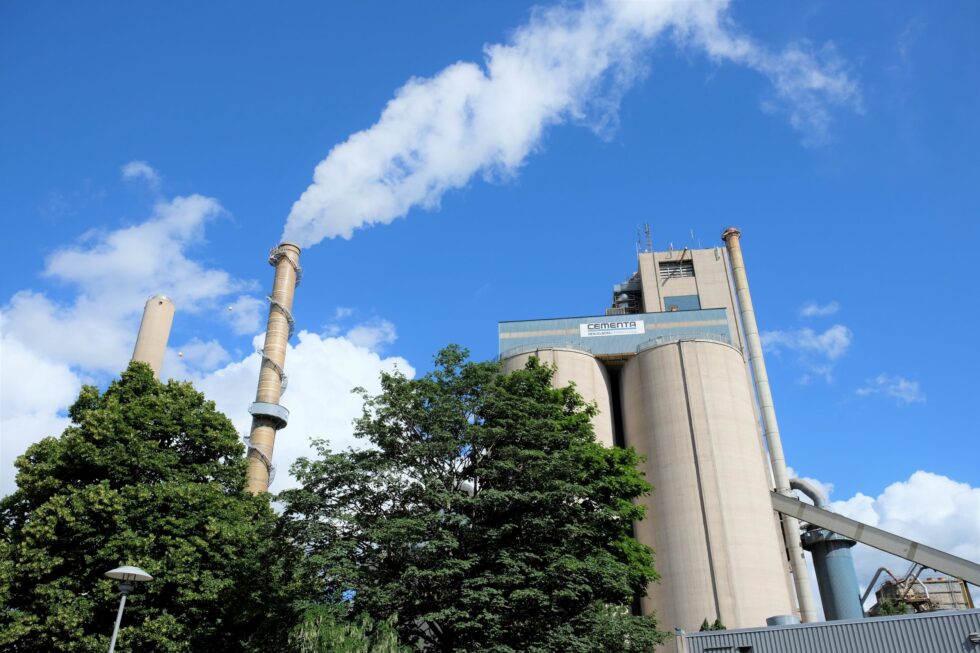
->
[664,294,701,311]
[659,259,695,280]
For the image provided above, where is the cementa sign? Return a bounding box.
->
[579,320,645,337]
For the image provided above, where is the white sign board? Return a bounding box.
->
[579,319,645,338]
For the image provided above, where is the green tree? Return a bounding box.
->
[698,617,725,631]
[0,362,280,653]
[278,346,666,652]
[875,598,913,616]
[289,605,411,653]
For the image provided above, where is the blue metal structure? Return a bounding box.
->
[802,528,864,620]
[498,308,731,358]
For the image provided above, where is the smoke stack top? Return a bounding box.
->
[282,0,859,249]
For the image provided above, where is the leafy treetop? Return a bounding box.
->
[1,362,278,653]
[277,345,666,652]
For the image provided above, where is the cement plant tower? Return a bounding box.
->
[498,229,812,631]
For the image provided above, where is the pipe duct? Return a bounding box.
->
[791,477,863,620]
[721,227,818,623]
[790,478,828,508]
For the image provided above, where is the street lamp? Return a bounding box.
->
[104,565,153,653]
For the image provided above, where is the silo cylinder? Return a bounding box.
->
[501,347,615,448]
[620,339,794,631]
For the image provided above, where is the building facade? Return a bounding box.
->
[498,245,798,632]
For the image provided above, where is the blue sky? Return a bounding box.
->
[2,1,978,597]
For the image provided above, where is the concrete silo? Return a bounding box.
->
[620,339,794,630]
[131,294,175,379]
[497,231,814,632]
[500,347,615,447]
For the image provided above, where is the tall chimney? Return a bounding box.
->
[721,227,818,623]
[132,294,175,379]
[245,242,302,494]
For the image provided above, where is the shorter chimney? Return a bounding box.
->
[132,294,175,379]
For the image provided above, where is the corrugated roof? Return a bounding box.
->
[677,609,980,653]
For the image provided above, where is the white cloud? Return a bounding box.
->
[1,171,416,498]
[762,324,852,360]
[0,329,81,496]
[192,330,414,492]
[334,306,354,319]
[2,178,332,496]
[833,472,980,607]
[2,194,248,375]
[121,160,161,188]
[283,0,860,247]
[224,295,266,336]
[791,470,979,614]
[896,17,926,65]
[761,324,852,382]
[2,325,413,497]
[345,319,398,352]
[856,373,925,405]
[799,300,840,318]
[173,338,230,372]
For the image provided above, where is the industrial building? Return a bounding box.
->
[869,573,974,615]
[499,230,803,631]
[673,608,980,653]
[127,230,980,646]
[496,228,980,634]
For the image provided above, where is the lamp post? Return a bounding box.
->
[104,565,153,653]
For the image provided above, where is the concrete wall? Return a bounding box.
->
[637,248,744,354]
[638,252,661,313]
[501,347,615,448]
[621,340,794,631]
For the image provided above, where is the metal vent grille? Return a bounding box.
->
[658,260,695,280]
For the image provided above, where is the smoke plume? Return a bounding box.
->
[283,0,859,247]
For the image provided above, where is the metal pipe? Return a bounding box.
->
[245,243,301,494]
[791,477,862,620]
[861,567,899,607]
[107,582,133,653]
[131,295,175,379]
[721,227,818,623]
[790,478,828,508]
[900,565,930,604]
[859,565,931,608]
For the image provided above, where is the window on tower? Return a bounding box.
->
[658,259,695,280]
